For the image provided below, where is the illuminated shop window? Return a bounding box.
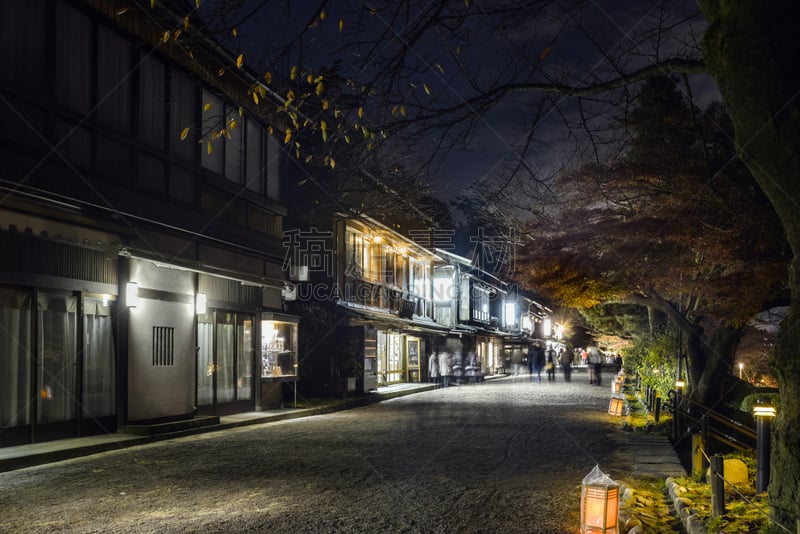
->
[261,320,297,378]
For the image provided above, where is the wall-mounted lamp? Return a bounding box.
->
[195,292,207,314]
[102,294,110,306]
[126,282,139,308]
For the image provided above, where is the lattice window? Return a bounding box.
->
[152,326,175,366]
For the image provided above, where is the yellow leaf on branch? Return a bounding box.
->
[207,141,213,154]
[284,128,293,144]
[180,127,189,140]
[203,102,212,112]
[236,54,244,68]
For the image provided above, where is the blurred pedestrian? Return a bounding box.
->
[530,343,545,383]
[428,350,440,387]
[545,345,556,383]
[559,348,572,382]
[587,346,602,386]
[465,350,480,384]
[452,350,464,385]
[510,346,524,382]
[438,351,452,388]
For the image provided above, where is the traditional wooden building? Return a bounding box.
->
[0,0,295,446]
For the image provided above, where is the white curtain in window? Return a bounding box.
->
[237,319,253,400]
[0,289,32,428]
[82,301,115,419]
[37,294,77,424]
[197,320,214,405]
[216,323,235,403]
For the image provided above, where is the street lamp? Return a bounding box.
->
[738,362,744,379]
[580,465,619,533]
[753,398,776,493]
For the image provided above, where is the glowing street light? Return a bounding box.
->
[738,362,744,379]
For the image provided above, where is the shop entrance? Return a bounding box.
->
[196,310,254,415]
[0,288,116,446]
[376,331,404,385]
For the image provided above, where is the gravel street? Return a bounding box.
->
[0,373,633,534]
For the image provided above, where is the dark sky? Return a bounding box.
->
[201,1,717,210]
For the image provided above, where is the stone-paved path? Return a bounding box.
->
[0,375,679,533]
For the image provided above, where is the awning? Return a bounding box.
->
[336,300,451,335]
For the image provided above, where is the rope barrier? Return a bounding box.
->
[699,448,792,533]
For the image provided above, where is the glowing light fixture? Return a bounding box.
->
[611,378,622,394]
[195,293,207,314]
[580,465,620,533]
[125,282,139,308]
[608,395,624,416]
[753,399,776,419]
[102,294,109,306]
[753,398,776,492]
[543,318,552,337]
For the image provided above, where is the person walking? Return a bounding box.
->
[527,344,537,382]
[438,351,452,388]
[559,348,572,382]
[428,350,440,387]
[510,346,524,383]
[452,350,464,385]
[587,346,602,386]
[530,343,545,383]
[545,345,556,383]
[464,350,480,384]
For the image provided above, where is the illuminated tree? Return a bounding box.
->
[517,77,788,406]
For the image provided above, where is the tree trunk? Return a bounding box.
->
[698,1,800,528]
[685,324,741,408]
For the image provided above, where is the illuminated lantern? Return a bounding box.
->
[580,465,619,533]
[611,379,621,394]
[608,395,624,416]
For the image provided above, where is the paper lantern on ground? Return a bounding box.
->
[580,465,619,533]
[611,379,621,393]
[608,395,624,416]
